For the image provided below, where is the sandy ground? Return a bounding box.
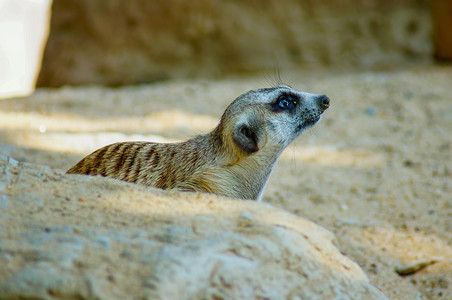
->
[1,65,451,299]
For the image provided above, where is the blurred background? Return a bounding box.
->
[1,0,451,96]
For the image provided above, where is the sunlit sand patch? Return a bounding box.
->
[281,146,385,168]
[5,131,178,155]
[0,109,218,154]
[0,109,218,133]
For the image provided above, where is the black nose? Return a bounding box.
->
[317,95,330,111]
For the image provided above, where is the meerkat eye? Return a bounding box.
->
[278,98,294,110]
[270,94,298,112]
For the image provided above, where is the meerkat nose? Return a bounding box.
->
[317,95,330,111]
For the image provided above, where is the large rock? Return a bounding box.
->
[0,155,387,299]
[37,0,431,86]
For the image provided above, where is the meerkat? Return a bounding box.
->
[67,84,330,201]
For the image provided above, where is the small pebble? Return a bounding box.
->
[7,157,19,167]
[39,124,47,133]
[94,235,111,249]
[365,106,377,116]
[239,211,252,220]
[309,194,323,204]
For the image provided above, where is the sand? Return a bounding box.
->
[1,65,451,299]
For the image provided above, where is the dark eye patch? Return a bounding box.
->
[270,93,299,112]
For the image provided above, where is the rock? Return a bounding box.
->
[37,0,431,86]
[0,157,387,299]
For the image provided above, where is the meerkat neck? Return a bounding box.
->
[200,125,283,201]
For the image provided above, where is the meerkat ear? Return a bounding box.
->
[233,121,261,154]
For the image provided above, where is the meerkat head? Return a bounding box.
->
[220,84,330,154]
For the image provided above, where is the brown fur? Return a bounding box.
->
[67,85,329,201]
